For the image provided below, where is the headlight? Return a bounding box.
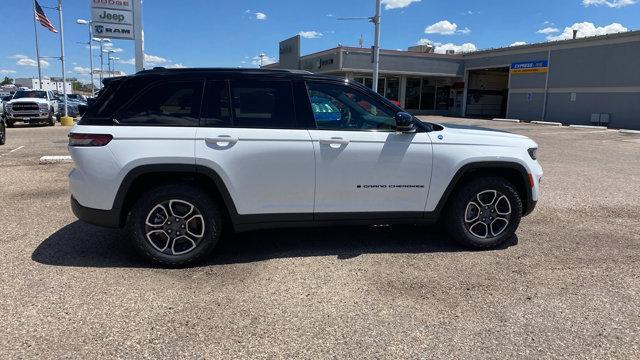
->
[528,147,538,160]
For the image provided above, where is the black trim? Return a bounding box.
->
[71,196,121,229]
[84,161,535,231]
[431,161,534,218]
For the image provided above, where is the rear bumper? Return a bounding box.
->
[71,196,122,228]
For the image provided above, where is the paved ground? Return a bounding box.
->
[0,119,638,359]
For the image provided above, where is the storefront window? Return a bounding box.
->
[420,82,435,110]
[405,78,421,109]
[385,78,399,102]
[435,86,451,110]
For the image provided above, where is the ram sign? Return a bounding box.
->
[91,0,135,39]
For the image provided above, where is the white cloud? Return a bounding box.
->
[144,54,169,65]
[1,69,16,74]
[381,0,421,10]
[582,0,636,8]
[251,54,276,67]
[546,22,628,41]
[103,43,124,53]
[166,63,186,68]
[73,66,91,75]
[537,27,559,34]
[119,58,135,65]
[510,41,528,47]
[298,31,323,39]
[10,54,29,60]
[425,20,470,35]
[255,12,267,20]
[416,39,477,54]
[16,57,50,68]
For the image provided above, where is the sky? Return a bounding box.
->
[0,0,638,84]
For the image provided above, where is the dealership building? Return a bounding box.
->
[267,31,640,130]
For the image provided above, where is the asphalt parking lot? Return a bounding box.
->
[0,119,638,359]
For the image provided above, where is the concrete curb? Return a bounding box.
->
[491,118,521,123]
[619,129,640,135]
[569,125,608,130]
[39,155,73,165]
[530,121,563,126]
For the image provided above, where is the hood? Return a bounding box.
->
[9,98,49,104]
[434,122,537,147]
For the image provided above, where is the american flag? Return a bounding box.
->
[34,0,58,33]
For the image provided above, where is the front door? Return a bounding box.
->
[305,81,433,218]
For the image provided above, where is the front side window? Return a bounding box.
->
[118,80,202,126]
[230,80,295,129]
[306,82,396,131]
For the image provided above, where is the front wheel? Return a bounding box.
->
[0,122,5,145]
[47,110,55,126]
[128,184,222,267]
[444,177,523,249]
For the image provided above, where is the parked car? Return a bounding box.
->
[5,90,58,127]
[69,68,543,267]
[0,115,5,145]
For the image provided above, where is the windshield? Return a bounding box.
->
[13,90,47,99]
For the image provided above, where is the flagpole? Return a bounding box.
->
[32,0,43,90]
[57,0,68,117]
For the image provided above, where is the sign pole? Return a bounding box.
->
[32,0,43,90]
[133,0,144,72]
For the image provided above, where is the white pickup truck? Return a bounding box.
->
[5,89,58,127]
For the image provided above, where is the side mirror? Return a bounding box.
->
[395,112,415,132]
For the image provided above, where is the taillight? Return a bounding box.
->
[68,133,113,147]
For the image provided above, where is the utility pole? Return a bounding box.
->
[337,0,382,92]
[259,53,266,68]
[57,0,68,117]
[371,0,381,93]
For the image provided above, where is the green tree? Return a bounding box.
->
[0,76,13,85]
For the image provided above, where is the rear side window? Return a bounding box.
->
[201,81,231,127]
[117,80,203,126]
[230,80,295,129]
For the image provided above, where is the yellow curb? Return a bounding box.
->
[60,116,74,126]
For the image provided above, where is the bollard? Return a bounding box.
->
[60,116,74,126]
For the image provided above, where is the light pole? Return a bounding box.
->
[92,37,111,86]
[337,0,382,92]
[76,19,94,96]
[258,53,266,68]
[110,57,119,76]
[104,49,115,77]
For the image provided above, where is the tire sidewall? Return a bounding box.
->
[448,177,523,249]
[129,185,221,267]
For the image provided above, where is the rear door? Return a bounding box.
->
[305,81,433,217]
[194,79,315,219]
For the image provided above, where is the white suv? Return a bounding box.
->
[69,69,542,267]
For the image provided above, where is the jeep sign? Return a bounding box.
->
[91,0,135,40]
[91,8,133,25]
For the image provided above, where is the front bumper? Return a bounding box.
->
[7,113,50,122]
[71,196,122,228]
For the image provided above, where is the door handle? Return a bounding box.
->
[319,137,350,146]
[205,136,239,145]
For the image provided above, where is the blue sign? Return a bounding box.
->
[511,60,549,74]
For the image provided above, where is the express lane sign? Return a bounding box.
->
[510,60,549,74]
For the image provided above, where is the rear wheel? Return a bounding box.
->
[444,177,523,249]
[128,184,222,267]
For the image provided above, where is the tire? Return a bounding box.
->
[0,122,5,145]
[127,184,222,267]
[47,110,55,126]
[444,176,523,249]
[6,120,14,128]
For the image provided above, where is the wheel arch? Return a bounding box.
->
[113,164,239,228]
[433,161,533,219]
